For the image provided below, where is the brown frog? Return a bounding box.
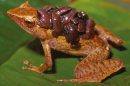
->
[7,2,124,83]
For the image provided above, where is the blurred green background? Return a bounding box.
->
[0,0,130,86]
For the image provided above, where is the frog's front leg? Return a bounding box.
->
[23,40,52,73]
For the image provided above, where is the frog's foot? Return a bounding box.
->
[22,60,41,73]
[22,60,48,73]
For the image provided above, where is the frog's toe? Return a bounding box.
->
[23,59,33,69]
[22,59,42,73]
[23,59,30,65]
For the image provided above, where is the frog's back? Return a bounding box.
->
[46,35,108,56]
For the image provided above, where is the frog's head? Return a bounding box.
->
[7,1,37,29]
[7,2,48,40]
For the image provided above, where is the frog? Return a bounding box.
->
[7,2,124,83]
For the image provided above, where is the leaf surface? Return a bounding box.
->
[0,0,130,86]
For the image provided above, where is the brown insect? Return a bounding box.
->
[37,5,95,49]
[7,2,124,83]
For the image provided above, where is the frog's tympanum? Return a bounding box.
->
[7,2,125,83]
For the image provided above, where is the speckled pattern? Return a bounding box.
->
[74,59,124,83]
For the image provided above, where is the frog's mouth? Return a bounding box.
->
[7,2,48,40]
[7,1,38,28]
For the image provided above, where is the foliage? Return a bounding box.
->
[0,0,130,86]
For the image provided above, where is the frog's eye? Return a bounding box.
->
[24,20,35,28]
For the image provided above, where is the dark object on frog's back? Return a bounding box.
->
[37,6,95,49]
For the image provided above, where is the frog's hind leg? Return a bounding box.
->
[95,25,123,45]
[57,48,124,83]
[23,41,53,73]
[57,59,124,83]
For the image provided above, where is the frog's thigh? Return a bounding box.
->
[57,59,124,83]
[73,46,124,83]
[84,47,109,62]
[75,59,124,83]
[74,47,109,82]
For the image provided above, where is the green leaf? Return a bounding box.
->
[0,0,130,86]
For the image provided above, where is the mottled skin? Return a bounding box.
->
[7,2,124,83]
